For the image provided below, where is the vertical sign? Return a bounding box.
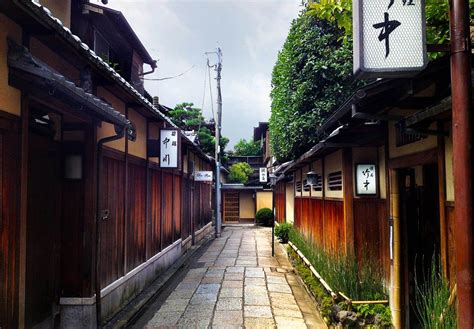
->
[259,168,268,183]
[355,164,377,195]
[353,0,427,78]
[160,128,180,168]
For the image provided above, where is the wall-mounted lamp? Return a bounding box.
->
[269,174,277,186]
[64,154,83,180]
[306,171,318,186]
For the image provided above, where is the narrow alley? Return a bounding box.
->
[130,226,326,328]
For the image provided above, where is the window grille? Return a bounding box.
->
[295,181,302,192]
[303,179,311,192]
[328,171,342,191]
[312,174,323,192]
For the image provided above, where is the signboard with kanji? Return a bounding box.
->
[195,171,213,182]
[353,0,427,78]
[259,168,268,183]
[355,164,378,195]
[159,128,180,168]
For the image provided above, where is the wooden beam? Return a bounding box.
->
[123,107,129,274]
[342,149,354,255]
[388,148,438,169]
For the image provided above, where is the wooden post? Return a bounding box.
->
[18,92,29,329]
[342,149,354,255]
[437,121,448,278]
[449,0,474,325]
[145,119,150,260]
[123,107,129,274]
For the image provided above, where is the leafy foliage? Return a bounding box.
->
[308,0,474,57]
[255,207,274,226]
[232,138,262,156]
[270,11,363,162]
[228,162,254,184]
[275,222,293,243]
[168,102,229,158]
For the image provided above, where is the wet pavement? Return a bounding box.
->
[130,226,326,328]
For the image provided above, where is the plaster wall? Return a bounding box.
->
[388,121,437,158]
[40,0,71,28]
[324,150,343,199]
[0,13,22,116]
[256,191,272,211]
[239,191,255,219]
[127,109,146,159]
[96,87,126,151]
[286,182,295,223]
[445,124,454,202]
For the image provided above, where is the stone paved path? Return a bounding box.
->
[131,226,326,328]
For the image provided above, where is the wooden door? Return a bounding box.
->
[26,131,62,328]
[223,191,239,223]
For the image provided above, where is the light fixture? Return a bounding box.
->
[269,174,277,186]
[64,154,83,180]
[306,171,318,186]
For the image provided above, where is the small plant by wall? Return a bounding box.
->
[275,222,292,243]
[287,228,392,327]
[255,208,273,226]
[414,256,457,328]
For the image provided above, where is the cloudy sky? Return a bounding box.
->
[107,0,302,148]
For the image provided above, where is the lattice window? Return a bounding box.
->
[395,122,427,147]
[295,181,302,192]
[328,171,342,191]
[312,174,323,192]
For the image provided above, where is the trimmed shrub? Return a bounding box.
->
[275,222,292,243]
[255,208,273,226]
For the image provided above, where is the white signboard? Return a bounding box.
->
[259,168,268,183]
[195,171,213,182]
[160,128,179,168]
[355,164,377,195]
[353,0,427,78]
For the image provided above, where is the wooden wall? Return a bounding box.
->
[99,149,212,289]
[275,182,285,223]
[0,124,20,329]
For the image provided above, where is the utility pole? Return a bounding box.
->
[449,0,473,327]
[207,48,223,238]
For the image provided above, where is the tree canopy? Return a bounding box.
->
[228,162,254,184]
[168,102,228,158]
[270,10,363,162]
[232,138,262,156]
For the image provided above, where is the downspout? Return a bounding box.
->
[95,126,126,328]
[138,60,158,77]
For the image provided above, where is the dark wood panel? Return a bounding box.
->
[0,130,20,329]
[181,178,191,240]
[126,163,146,272]
[148,169,161,256]
[446,205,456,286]
[275,182,285,223]
[173,174,181,241]
[100,156,125,287]
[162,173,173,248]
[353,199,389,278]
[323,200,344,253]
[310,198,324,248]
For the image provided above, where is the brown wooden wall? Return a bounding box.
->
[446,203,456,285]
[0,127,20,329]
[275,182,285,223]
[162,172,174,248]
[353,199,389,276]
[294,197,344,253]
[148,169,162,257]
[181,177,191,239]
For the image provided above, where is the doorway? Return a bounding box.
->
[399,164,440,328]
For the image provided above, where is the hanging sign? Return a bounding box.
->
[355,164,377,195]
[353,0,427,78]
[195,171,213,182]
[259,167,268,183]
[159,128,180,168]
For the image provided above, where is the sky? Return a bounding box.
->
[107,0,302,148]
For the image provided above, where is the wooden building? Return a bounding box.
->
[0,1,213,328]
[275,57,460,328]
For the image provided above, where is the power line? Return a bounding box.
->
[144,65,195,81]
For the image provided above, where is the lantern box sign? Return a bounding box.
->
[259,167,268,183]
[355,164,378,196]
[159,128,180,169]
[353,0,427,78]
[195,171,213,182]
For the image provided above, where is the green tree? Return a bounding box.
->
[270,10,363,162]
[168,102,229,158]
[233,138,262,156]
[228,162,254,184]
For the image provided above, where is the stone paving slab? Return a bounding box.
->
[136,226,326,328]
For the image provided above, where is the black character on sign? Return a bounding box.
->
[388,0,415,9]
[172,141,177,147]
[373,12,401,58]
[364,180,371,190]
[163,154,170,165]
[163,137,170,148]
[171,131,177,136]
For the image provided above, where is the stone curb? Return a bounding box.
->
[103,232,215,329]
